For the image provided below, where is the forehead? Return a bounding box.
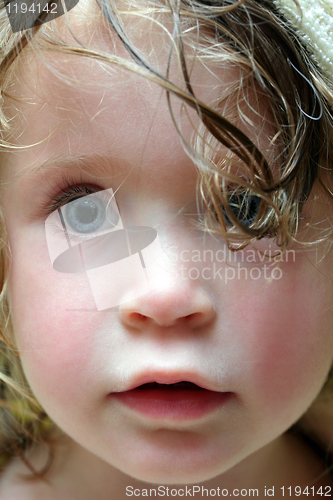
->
[3,4,274,195]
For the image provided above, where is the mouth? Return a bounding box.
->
[111,381,232,420]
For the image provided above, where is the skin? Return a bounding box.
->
[1,6,333,499]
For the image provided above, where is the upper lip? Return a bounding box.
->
[119,370,220,392]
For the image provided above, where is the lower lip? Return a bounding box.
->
[112,386,232,419]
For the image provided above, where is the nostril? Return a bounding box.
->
[121,295,215,329]
[184,313,197,320]
[176,313,196,323]
[130,313,148,322]
[180,312,213,329]
[181,312,201,323]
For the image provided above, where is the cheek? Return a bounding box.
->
[229,262,333,420]
[8,247,102,407]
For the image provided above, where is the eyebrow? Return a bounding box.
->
[13,153,130,184]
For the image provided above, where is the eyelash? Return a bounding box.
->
[41,176,103,218]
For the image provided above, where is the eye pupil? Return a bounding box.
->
[224,192,261,227]
[75,200,99,225]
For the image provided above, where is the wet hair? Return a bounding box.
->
[0,0,333,478]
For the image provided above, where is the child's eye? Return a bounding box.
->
[62,195,119,234]
[222,191,262,228]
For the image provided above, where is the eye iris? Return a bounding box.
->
[77,200,99,224]
[65,197,105,233]
[225,193,261,227]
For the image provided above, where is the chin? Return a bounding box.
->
[125,468,220,485]
[116,453,233,485]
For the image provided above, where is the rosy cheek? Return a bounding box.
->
[9,253,101,406]
[232,262,333,417]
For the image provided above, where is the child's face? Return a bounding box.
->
[3,15,333,484]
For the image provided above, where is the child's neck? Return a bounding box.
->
[2,431,332,500]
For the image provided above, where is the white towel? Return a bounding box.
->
[273,0,333,79]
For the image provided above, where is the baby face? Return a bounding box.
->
[2,12,333,484]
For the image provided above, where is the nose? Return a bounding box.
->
[120,263,216,330]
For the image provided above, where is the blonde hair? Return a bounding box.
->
[0,0,333,477]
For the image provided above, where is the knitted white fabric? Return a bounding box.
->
[272,0,333,79]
